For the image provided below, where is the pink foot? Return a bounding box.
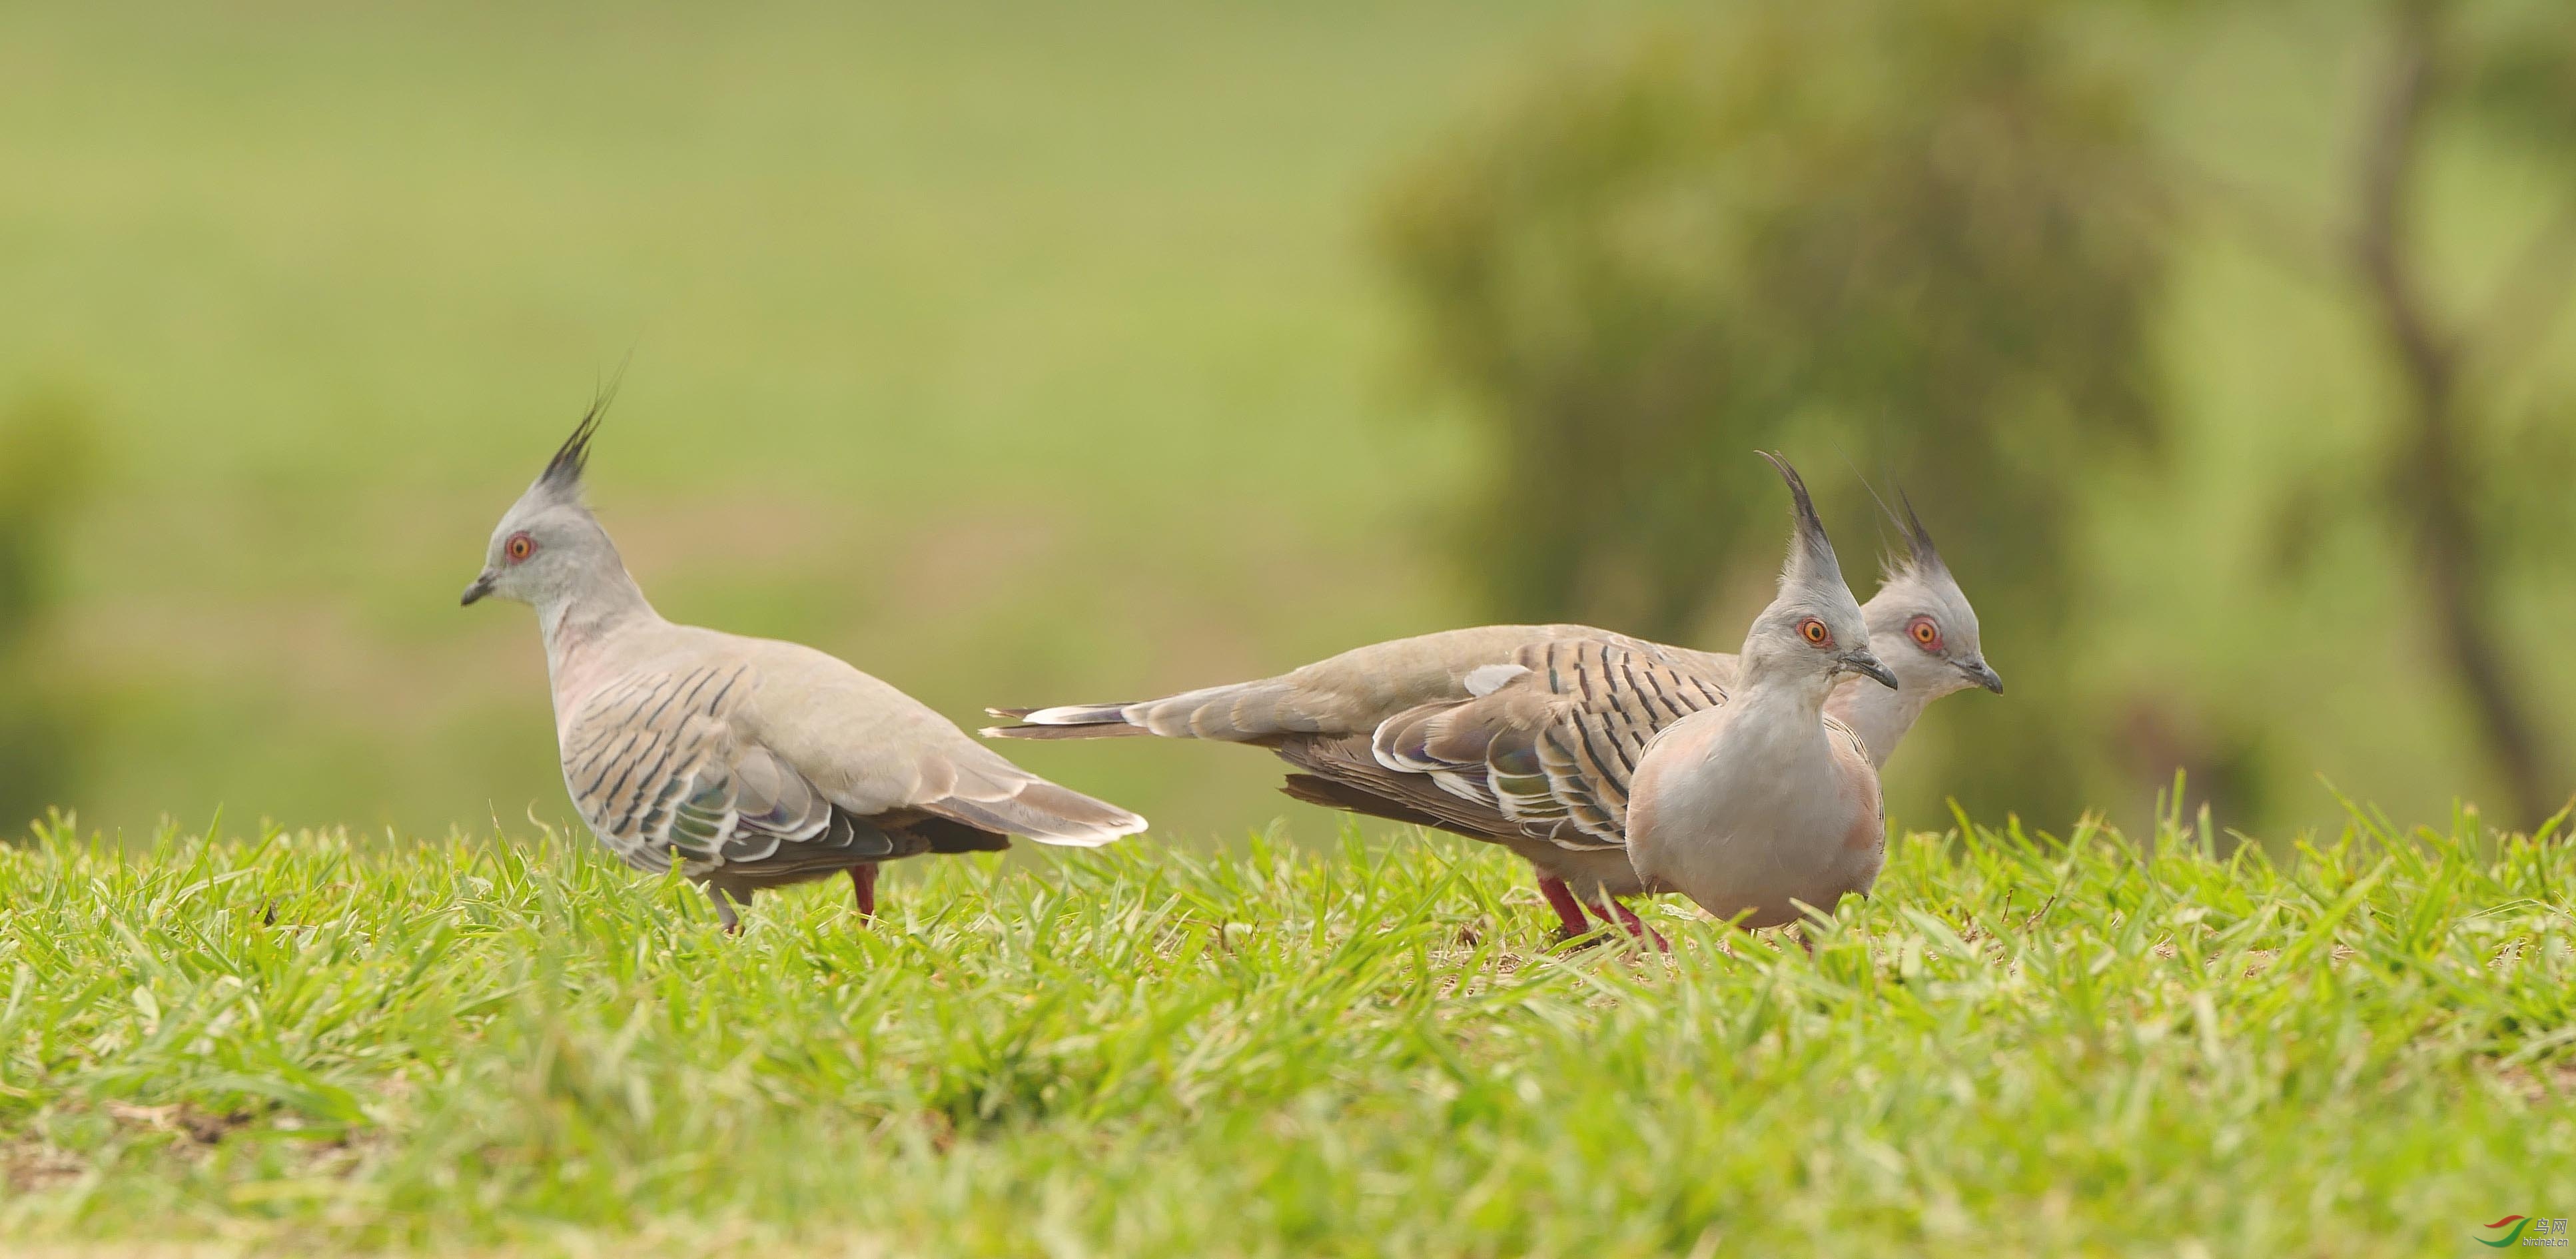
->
[849,863,879,920]
[1593,897,1669,952]
[1536,874,1593,941]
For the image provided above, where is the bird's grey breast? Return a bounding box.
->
[1627,700,1871,922]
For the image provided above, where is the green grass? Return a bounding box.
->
[0,807,2567,1257]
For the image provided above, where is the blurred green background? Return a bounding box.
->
[1,0,2570,845]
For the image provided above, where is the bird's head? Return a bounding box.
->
[461,393,624,611]
[1740,452,1897,694]
[1861,490,2002,697]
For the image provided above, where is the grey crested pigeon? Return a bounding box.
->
[462,401,1147,931]
[1617,456,1893,931]
[990,455,1945,945]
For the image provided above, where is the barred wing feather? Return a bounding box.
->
[1368,636,1731,851]
[562,663,898,876]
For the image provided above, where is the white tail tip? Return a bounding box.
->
[1024,703,1125,725]
[1027,814,1150,848]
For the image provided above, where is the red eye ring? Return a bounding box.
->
[506,534,535,563]
[1908,616,1942,651]
[1797,617,1831,647]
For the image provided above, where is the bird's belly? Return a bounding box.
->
[1652,838,1851,927]
[1631,795,1875,928]
[694,858,863,892]
[1491,834,1645,901]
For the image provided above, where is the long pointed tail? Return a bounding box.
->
[925,777,1148,848]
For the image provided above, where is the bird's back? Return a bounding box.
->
[990,623,1663,742]
[556,619,1142,885]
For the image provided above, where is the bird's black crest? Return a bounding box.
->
[536,376,620,498]
[1853,472,1950,582]
[1892,489,1948,578]
[1757,450,1842,582]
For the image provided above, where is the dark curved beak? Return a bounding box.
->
[1959,657,2004,694]
[460,571,496,607]
[1841,649,1900,690]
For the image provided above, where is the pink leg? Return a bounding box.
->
[849,863,879,920]
[1594,896,1669,952]
[1535,874,1593,939]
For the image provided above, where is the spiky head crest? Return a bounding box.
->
[531,380,616,505]
[1758,450,1846,592]
[464,379,641,616]
[1886,489,1950,583]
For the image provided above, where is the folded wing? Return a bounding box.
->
[1277,635,1734,851]
[563,646,1141,885]
[562,662,915,877]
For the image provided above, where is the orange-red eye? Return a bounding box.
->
[1909,616,1941,650]
[1798,617,1831,647]
[506,534,535,563]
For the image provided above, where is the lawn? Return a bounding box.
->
[0,806,2566,1256]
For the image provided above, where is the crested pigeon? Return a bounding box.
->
[461,400,1148,931]
[990,455,1934,943]
[1617,456,1891,930]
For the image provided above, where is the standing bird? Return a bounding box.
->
[1619,461,1893,930]
[462,400,1147,930]
[990,455,1911,943]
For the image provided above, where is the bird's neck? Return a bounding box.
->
[1823,676,1932,770]
[1701,653,1837,777]
[537,564,660,675]
[1734,647,1839,717]
[1670,664,1839,812]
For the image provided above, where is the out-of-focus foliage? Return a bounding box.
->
[1380,0,2170,825]
[2239,0,2576,830]
[1383,0,2576,832]
[0,1,1596,843]
[2457,0,2576,147]
[5,0,2573,840]
[2447,0,2576,580]
[0,390,94,833]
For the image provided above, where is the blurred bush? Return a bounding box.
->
[1378,0,2170,826]
[0,388,95,835]
[1382,0,2576,832]
[2326,0,2576,829]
